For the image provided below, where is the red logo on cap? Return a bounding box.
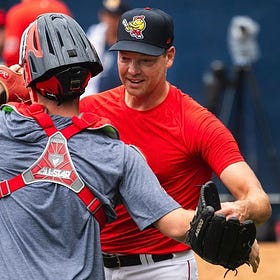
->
[122,15,146,39]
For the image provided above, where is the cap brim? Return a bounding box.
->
[109,41,165,56]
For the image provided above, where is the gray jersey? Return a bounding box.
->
[0,108,180,280]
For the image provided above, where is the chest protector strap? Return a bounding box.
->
[0,104,109,229]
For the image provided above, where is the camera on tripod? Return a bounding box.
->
[203,15,280,186]
[228,15,260,67]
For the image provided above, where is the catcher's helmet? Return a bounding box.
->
[19,13,103,102]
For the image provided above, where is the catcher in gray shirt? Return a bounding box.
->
[0,13,200,280]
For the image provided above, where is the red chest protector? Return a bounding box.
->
[0,103,119,229]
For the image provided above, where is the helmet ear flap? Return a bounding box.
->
[56,66,92,95]
[35,66,92,103]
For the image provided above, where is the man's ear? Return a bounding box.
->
[166,46,175,69]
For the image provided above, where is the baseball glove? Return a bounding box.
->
[186,181,256,274]
[0,65,31,105]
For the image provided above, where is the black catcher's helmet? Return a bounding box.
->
[19,13,103,103]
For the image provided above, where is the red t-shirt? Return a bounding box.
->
[3,0,72,66]
[80,84,244,254]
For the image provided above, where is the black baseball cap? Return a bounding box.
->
[109,7,174,56]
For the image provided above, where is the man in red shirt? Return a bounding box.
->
[80,7,271,280]
[3,0,72,66]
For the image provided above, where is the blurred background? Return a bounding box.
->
[3,0,280,240]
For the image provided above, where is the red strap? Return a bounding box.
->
[61,113,105,139]
[29,107,58,136]
[0,174,25,198]
[61,115,93,139]
[0,106,107,228]
[0,173,107,229]
[78,187,107,229]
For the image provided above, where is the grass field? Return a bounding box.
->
[196,242,279,280]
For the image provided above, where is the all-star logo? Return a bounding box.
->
[122,15,146,39]
[37,167,71,179]
[49,153,63,168]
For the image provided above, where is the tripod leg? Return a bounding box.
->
[247,69,280,185]
[219,67,246,150]
[219,86,235,127]
[232,68,246,149]
[204,60,228,115]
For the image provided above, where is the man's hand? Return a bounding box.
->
[218,201,249,222]
[249,240,260,273]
